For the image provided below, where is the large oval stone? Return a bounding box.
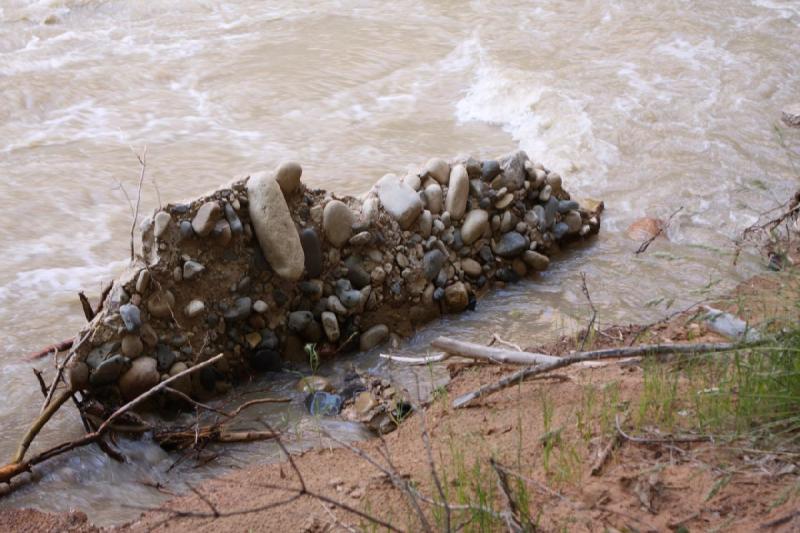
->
[460,209,489,245]
[445,164,469,221]
[119,357,159,400]
[323,200,354,248]
[425,158,450,184]
[247,172,305,281]
[275,161,302,195]
[494,232,527,258]
[192,202,222,237]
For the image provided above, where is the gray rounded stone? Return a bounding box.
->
[321,311,340,342]
[445,165,469,221]
[275,161,302,195]
[423,249,446,281]
[522,250,550,271]
[120,304,141,332]
[288,311,314,333]
[183,260,205,280]
[423,183,443,214]
[425,158,450,184]
[119,357,159,400]
[192,202,222,237]
[153,211,172,238]
[90,354,130,386]
[460,209,489,245]
[323,200,355,248]
[184,299,205,318]
[494,232,527,258]
[359,324,389,351]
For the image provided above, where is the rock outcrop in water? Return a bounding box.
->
[64,151,601,409]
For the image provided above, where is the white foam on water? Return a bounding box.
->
[455,58,618,186]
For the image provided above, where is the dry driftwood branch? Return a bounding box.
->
[26,338,73,361]
[490,458,528,533]
[78,291,95,322]
[40,328,92,413]
[140,419,405,532]
[431,336,560,365]
[324,431,433,532]
[380,352,448,365]
[453,341,762,409]
[416,399,449,532]
[591,412,628,476]
[0,353,225,486]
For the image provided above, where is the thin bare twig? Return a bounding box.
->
[615,414,712,444]
[578,272,597,351]
[130,146,148,261]
[635,206,683,255]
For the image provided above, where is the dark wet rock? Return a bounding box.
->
[360,324,389,351]
[305,391,343,416]
[90,354,130,386]
[523,250,550,271]
[544,196,559,229]
[553,222,569,239]
[481,160,501,181]
[156,343,177,372]
[444,282,469,312]
[345,256,371,289]
[300,228,323,278]
[497,150,528,192]
[496,267,520,283]
[171,203,190,214]
[199,366,217,391]
[479,245,494,264]
[259,329,280,350]
[299,280,324,299]
[179,220,194,239]
[119,304,141,333]
[494,232,527,258]
[423,249,447,281]
[558,200,580,213]
[288,311,314,333]
[250,349,282,372]
[349,231,372,247]
[224,202,243,234]
[433,287,445,301]
[224,297,252,322]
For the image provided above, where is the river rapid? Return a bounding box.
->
[0,0,798,524]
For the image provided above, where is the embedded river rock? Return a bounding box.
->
[64,150,601,412]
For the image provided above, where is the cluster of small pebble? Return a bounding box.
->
[65,150,601,409]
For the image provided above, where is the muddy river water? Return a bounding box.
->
[0,0,798,524]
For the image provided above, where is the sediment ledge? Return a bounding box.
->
[64,150,601,409]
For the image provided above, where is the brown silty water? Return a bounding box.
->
[0,0,798,525]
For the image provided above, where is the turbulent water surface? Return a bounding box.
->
[1,0,799,524]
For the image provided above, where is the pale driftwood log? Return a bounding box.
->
[380,352,448,365]
[452,341,762,409]
[430,337,560,365]
[1,353,225,485]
